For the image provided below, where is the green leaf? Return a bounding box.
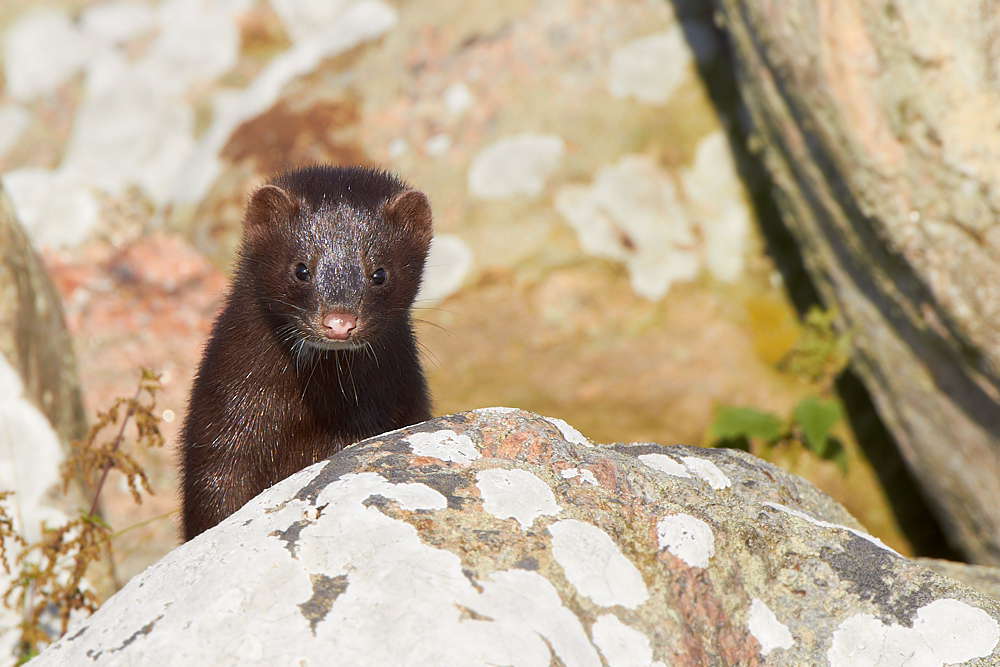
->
[793,396,842,454]
[709,406,783,443]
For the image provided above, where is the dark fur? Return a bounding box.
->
[180,166,432,540]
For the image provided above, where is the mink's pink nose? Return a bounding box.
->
[322,313,357,340]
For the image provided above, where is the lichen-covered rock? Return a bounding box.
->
[30,410,1000,665]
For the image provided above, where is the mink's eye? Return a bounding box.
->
[371,267,387,286]
[294,263,311,282]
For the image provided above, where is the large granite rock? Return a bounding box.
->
[712,0,1000,564]
[30,410,1000,665]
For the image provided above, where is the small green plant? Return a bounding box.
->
[779,305,852,389]
[709,306,852,472]
[709,397,848,473]
[0,370,163,663]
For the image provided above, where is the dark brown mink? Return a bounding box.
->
[179,165,432,540]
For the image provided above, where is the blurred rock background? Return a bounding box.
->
[0,0,951,597]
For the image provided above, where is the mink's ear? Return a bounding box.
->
[384,189,433,253]
[243,185,297,235]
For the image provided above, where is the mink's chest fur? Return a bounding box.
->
[180,166,433,540]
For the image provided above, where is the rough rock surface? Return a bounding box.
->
[714,0,1000,564]
[31,410,1000,666]
[0,186,86,451]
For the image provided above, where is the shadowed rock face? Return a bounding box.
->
[710,0,1000,564]
[31,410,1000,666]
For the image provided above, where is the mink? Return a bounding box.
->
[179,165,433,540]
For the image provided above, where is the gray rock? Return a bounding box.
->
[0,186,87,452]
[30,410,1000,665]
[714,0,1000,564]
[916,558,1000,603]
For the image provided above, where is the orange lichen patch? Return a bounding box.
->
[481,428,554,464]
[583,458,618,489]
[408,455,455,467]
[669,566,762,666]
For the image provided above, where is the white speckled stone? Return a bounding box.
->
[548,519,648,609]
[477,468,561,528]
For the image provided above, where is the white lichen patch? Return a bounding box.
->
[681,131,751,283]
[680,456,731,490]
[560,468,599,486]
[476,468,561,528]
[828,599,1000,666]
[459,569,602,667]
[467,133,565,199]
[0,104,29,159]
[591,614,665,667]
[747,598,794,655]
[416,234,474,306]
[764,503,899,555]
[548,519,649,609]
[0,352,71,661]
[444,81,474,116]
[30,464,616,666]
[544,416,591,447]
[405,429,480,464]
[2,8,92,102]
[173,0,398,205]
[656,514,715,569]
[0,354,68,542]
[608,26,692,105]
[2,167,99,249]
[638,453,691,478]
[554,154,698,300]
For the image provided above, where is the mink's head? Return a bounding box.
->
[235,165,433,352]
